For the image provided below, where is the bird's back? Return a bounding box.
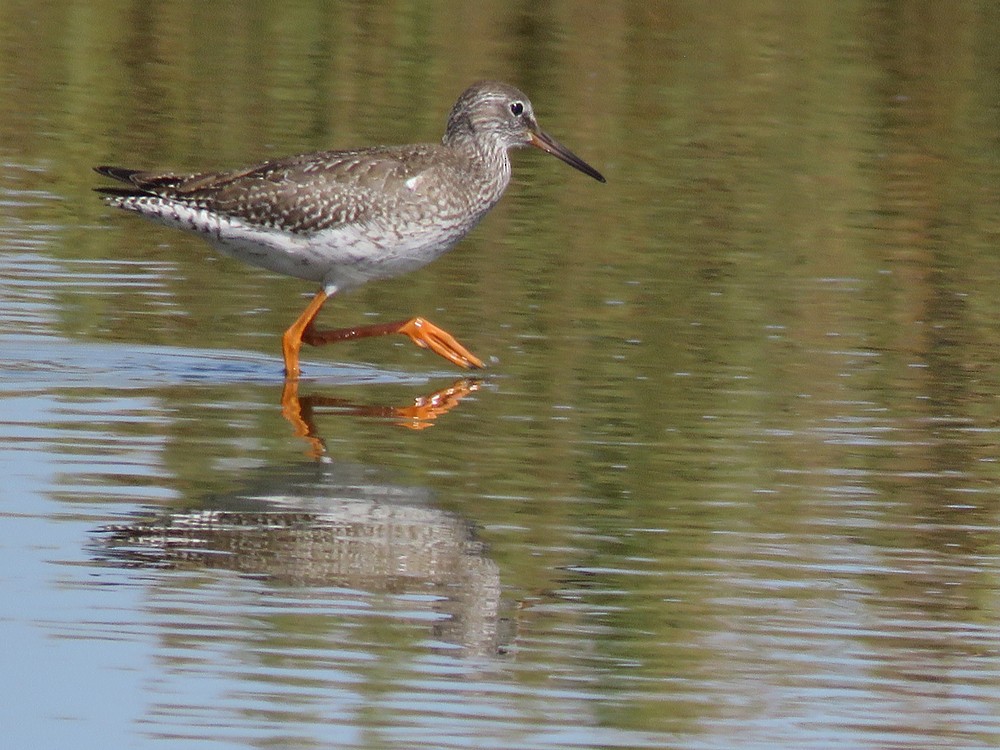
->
[96,142,504,236]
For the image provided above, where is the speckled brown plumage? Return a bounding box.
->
[96,81,605,376]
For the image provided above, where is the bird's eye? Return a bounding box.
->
[510,101,524,116]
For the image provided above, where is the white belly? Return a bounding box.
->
[128,198,476,294]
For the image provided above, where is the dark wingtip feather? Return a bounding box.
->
[94,165,142,183]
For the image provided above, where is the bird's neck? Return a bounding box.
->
[444,129,512,203]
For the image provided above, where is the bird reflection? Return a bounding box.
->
[94,460,508,656]
[280,377,482,456]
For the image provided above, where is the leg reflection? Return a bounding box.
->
[281,378,482,457]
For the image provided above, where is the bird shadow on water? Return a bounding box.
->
[11,334,509,652]
[90,457,510,657]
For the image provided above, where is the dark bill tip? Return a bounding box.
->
[529,131,606,183]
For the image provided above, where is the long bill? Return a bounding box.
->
[528,130,606,183]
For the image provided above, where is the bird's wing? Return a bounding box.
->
[95,145,447,234]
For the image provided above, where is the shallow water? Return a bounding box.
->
[4,3,1000,748]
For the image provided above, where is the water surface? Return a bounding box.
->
[3,3,1000,748]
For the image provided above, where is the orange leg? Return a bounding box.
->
[281,289,329,379]
[281,288,485,377]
